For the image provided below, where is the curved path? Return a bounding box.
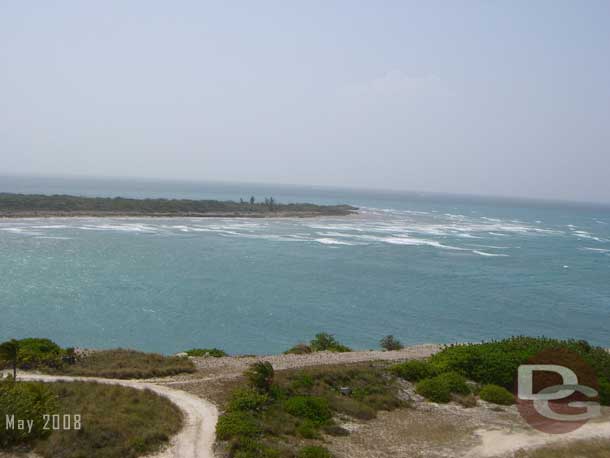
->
[16,373,218,458]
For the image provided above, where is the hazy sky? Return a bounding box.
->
[2,1,609,203]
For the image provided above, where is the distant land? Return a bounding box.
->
[0,192,358,218]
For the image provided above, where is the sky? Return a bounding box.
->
[1,1,610,203]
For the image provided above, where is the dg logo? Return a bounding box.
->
[516,347,601,434]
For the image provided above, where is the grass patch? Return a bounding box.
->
[514,439,610,458]
[54,349,196,379]
[1,381,182,458]
[0,380,58,447]
[297,446,333,458]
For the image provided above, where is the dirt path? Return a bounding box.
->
[16,373,218,458]
[468,416,610,457]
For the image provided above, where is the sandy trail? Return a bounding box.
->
[468,421,610,457]
[15,373,218,458]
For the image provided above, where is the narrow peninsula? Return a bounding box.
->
[0,193,358,218]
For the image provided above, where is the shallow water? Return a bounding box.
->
[1,176,609,353]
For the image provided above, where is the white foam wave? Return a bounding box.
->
[572,231,607,242]
[581,247,610,253]
[315,238,356,246]
[35,236,72,240]
[472,250,509,257]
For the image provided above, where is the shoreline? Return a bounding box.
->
[0,210,358,219]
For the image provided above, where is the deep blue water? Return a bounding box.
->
[1,175,609,354]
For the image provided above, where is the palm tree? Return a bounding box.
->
[0,339,19,379]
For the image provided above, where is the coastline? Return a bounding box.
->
[0,192,359,218]
[0,210,358,218]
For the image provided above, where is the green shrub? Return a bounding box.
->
[283,396,332,425]
[391,360,436,382]
[296,419,320,439]
[599,379,610,406]
[0,338,65,371]
[416,372,470,403]
[430,337,610,388]
[216,411,261,441]
[18,337,63,359]
[230,438,281,458]
[284,344,312,355]
[297,446,333,458]
[228,388,269,412]
[380,335,403,351]
[309,333,351,353]
[416,378,450,403]
[479,384,515,405]
[245,362,275,394]
[184,348,227,357]
[0,381,59,447]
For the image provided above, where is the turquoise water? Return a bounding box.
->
[1,176,609,354]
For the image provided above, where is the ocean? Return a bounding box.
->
[1,175,609,354]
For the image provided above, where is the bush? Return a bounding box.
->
[216,411,261,441]
[416,372,470,403]
[228,388,269,412]
[283,396,332,425]
[17,338,64,367]
[184,348,227,357]
[296,419,320,439]
[599,379,610,406]
[391,360,436,382]
[380,335,403,351]
[0,338,65,372]
[245,362,275,394]
[297,446,333,458]
[284,344,312,355]
[309,333,351,353]
[229,438,281,458]
[0,381,58,447]
[429,337,610,389]
[479,384,515,405]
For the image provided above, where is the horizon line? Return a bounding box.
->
[1,171,610,209]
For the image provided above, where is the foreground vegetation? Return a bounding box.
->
[0,380,182,457]
[216,361,406,458]
[0,338,196,379]
[0,193,357,217]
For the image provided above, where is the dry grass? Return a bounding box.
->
[514,439,610,458]
[54,349,196,379]
[34,381,183,458]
